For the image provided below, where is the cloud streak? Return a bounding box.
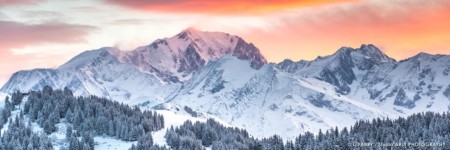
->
[105,0,354,14]
[20,10,67,22]
[0,20,96,53]
[0,0,43,7]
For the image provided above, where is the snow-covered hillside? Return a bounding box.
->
[0,49,173,104]
[0,92,7,108]
[1,29,450,141]
[166,55,395,140]
[0,92,6,100]
[277,44,450,115]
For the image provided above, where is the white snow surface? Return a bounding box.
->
[94,136,136,150]
[0,92,7,108]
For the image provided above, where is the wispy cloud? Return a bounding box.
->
[0,0,44,7]
[104,0,354,14]
[110,18,182,25]
[0,20,96,53]
[20,10,67,23]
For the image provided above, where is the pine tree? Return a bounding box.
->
[66,125,73,138]
[43,121,53,134]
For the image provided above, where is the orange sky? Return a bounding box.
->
[106,0,356,14]
[233,0,450,62]
[1,0,450,85]
[106,0,450,62]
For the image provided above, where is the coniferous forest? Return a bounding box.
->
[1,86,450,149]
[0,86,165,149]
[165,113,450,150]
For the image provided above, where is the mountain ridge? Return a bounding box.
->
[1,29,450,140]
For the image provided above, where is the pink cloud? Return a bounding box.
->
[0,20,96,50]
[104,0,354,14]
[0,0,44,7]
[0,20,96,86]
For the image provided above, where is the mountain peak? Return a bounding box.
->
[357,44,381,54]
[183,27,200,33]
[414,52,433,57]
[58,47,121,70]
[177,28,232,41]
[359,43,376,49]
[177,28,197,39]
[334,46,353,55]
[405,52,446,62]
[354,44,395,63]
[119,29,267,82]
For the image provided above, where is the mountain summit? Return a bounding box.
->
[117,28,267,82]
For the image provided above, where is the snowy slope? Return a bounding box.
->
[0,92,7,108]
[356,53,450,115]
[166,55,393,140]
[0,49,173,104]
[278,44,450,117]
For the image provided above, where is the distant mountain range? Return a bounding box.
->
[2,29,450,140]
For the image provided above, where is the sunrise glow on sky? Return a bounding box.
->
[1,0,450,86]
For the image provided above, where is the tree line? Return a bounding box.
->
[165,112,450,150]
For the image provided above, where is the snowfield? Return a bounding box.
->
[0,92,7,108]
[94,137,136,150]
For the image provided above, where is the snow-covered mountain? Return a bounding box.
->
[1,48,172,103]
[277,44,450,114]
[277,44,395,94]
[114,28,267,82]
[165,55,394,139]
[1,28,266,103]
[1,29,450,141]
